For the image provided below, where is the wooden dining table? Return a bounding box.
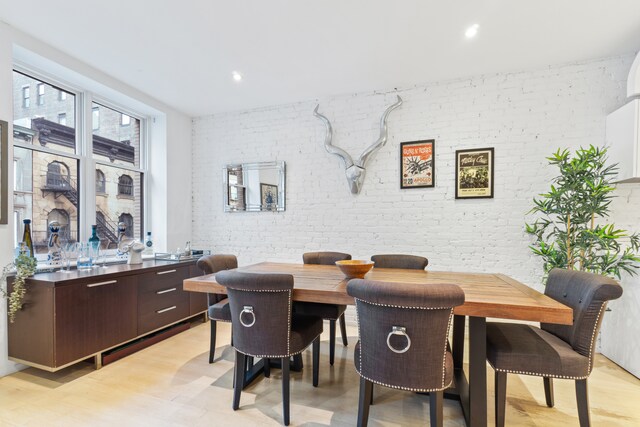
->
[183,262,573,427]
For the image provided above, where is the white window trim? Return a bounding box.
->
[12,62,149,252]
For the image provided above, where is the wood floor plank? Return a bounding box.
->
[0,321,638,426]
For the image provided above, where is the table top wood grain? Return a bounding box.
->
[183,262,573,325]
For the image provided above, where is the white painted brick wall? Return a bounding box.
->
[190,55,637,339]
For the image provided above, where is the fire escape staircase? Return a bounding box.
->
[42,173,119,247]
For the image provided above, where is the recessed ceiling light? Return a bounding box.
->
[232,71,243,82]
[465,24,479,39]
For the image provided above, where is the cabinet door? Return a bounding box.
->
[54,276,137,367]
[188,264,208,315]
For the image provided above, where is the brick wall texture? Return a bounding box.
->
[190,54,639,371]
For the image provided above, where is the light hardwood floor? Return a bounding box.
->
[0,320,638,426]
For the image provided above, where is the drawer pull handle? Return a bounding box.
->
[157,269,177,275]
[86,280,118,288]
[156,287,177,295]
[156,306,177,314]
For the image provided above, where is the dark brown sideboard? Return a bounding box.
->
[7,260,207,371]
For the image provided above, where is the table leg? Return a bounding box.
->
[241,354,304,389]
[468,316,487,427]
[452,315,465,370]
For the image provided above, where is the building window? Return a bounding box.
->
[13,69,147,254]
[37,83,45,105]
[118,213,134,238]
[46,161,71,189]
[96,169,106,194]
[92,107,100,130]
[22,86,30,108]
[121,114,130,126]
[47,209,70,241]
[117,174,133,196]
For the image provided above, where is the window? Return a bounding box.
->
[96,169,106,194]
[46,161,70,189]
[92,107,100,130]
[117,174,133,196]
[37,83,45,105]
[93,102,144,243]
[121,114,130,126]
[12,68,147,255]
[22,86,30,108]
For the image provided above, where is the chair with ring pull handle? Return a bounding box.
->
[216,270,324,426]
[347,278,465,427]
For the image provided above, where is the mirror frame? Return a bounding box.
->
[0,120,8,224]
[223,161,286,212]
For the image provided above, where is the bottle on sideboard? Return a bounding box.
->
[143,231,154,255]
[22,219,34,258]
[88,225,100,250]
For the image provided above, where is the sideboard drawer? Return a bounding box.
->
[138,266,190,294]
[138,298,189,335]
[139,284,189,315]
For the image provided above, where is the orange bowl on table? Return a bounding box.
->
[335,260,375,279]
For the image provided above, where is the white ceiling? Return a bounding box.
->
[2,0,640,117]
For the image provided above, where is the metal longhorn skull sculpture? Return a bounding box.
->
[313,95,403,194]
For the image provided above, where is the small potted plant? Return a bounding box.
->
[1,252,38,323]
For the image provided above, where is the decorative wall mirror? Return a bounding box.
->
[223,161,286,212]
[0,120,8,224]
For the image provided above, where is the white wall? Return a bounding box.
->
[192,54,639,372]
[0,22,192,377]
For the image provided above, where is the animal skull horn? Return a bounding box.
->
[313,95,403,194]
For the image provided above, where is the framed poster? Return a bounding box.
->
[455,147,494,199]
[400,139,435,189]
[260,183,278,210]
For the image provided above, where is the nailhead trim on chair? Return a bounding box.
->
[586,303,606,374]
[234,333,322,359]
[488,303,607,381]
[354,299,455,392]
[354,298,454,311]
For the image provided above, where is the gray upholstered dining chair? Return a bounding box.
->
[486,268,623,427]
[370,254,428,270]
[196,254,238,363]
[216,270,323,426]
[347,278,465,427]
[293,251,352,365]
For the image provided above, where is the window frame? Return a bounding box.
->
[22,85,30,108]
[13,63,149,254]
[37,83,45,105]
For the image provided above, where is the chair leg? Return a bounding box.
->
[282,357,291,426]
[264,358,270,378]
[544,377,554,407]
[495,371,507,427]
[339,314,348,346]
[576,379,590,427]
[312,337,320,387]
[329,319,336,365]
[233,351,246,410]
[370,385,374,405]
[209,320,217,363]
[429,390,443,427]
[357,377,373,427]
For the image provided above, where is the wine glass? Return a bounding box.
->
[61,242,78,273]
[97,246,108,268]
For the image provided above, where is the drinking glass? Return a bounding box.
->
[97,247,108,268]
[77,243,93,270]
[61,242,79,273]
